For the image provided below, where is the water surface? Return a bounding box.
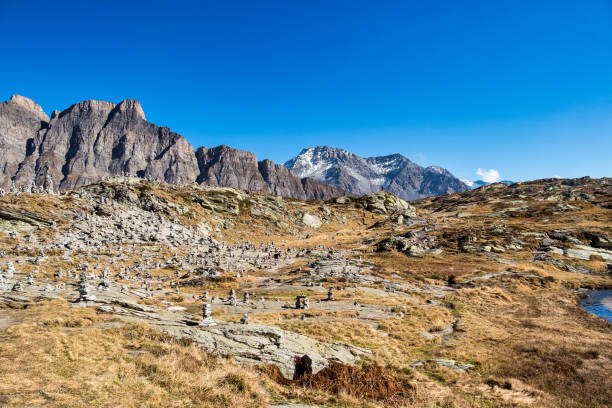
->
[581,290,612,323]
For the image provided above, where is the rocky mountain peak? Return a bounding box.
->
[55,98,145,123]
[62,99,115,114]
[115,99,146,121]
[285,146,469,200]
[425,165,449,175]
[7,94,48,121]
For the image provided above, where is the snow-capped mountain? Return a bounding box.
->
[461,179,514,189]
[461,179,487,189]
[284,146,469,200]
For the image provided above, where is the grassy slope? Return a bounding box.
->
[0,178,610,407]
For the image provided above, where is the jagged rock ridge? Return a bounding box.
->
[0,95,341,200]
[285,146,469,200]
[195,145,343,200]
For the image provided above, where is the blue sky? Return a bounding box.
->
[1,1,611,182]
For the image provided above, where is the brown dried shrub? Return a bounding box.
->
[260,359,413,404]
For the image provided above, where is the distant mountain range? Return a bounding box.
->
[0,95,340,200]
[1,95,468,201]
[461,179,514,189]
[284,146,468,200]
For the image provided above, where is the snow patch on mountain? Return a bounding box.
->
[461,179,475,188]
[462,179,514,189]
[426,166,445,174]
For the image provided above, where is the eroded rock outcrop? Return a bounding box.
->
[334,191,417,215]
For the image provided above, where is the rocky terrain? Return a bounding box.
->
[0,95,340,200]
[285,146,469,200]
[0,176,610,407]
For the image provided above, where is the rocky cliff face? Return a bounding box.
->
[11,98,199,190]
[196,145,343,200]
[285,146,469,200]
[0,95,341,199]
[0,95,49,189]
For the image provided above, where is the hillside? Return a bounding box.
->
[0,176,610,407]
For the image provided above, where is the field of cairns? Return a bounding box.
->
[0,176,610,407]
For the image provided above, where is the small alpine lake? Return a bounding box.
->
[581,289,612,323]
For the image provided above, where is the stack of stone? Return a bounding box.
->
[327,287,335,301]
[5,262,15,279]
[198,303,216,327]
[99,268,112,291]
[12,281,23,292]
[43,174,55,195]
[77,273,96,302]
[228,288,237,306]
[295,295,310,309]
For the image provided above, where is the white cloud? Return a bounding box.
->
[476,168,500,183]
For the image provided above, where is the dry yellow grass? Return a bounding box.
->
[1,179,611,407]
[0,299,268,408]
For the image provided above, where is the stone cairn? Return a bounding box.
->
[240,313,250,324]
[77,272,96,302]
[99,268,112,291]
[228,288,237,306]
[5,262,15,279]
[327,287,335,301]
[295,295,309,309]
[199,303,216,327]
[43,174,55,195]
